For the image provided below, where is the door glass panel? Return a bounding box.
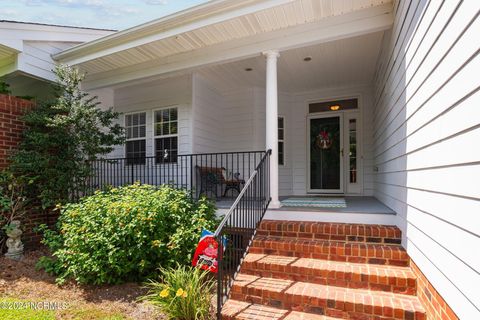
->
[349,119,357,183]
[310,116,340,190]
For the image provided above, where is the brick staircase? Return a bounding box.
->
[221,220,426,320]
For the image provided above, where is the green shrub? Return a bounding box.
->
[142,265,215,320]
[37,183,217,285]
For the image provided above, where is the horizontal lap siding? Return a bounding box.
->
[192,74,225,154]
[21,41,79,81]
[372,0,480,319]
[112,75,192,158]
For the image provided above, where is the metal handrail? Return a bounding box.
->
[214,149,271,318]
[213,164,260,237]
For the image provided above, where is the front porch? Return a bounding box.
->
[87,27,387,212]
[217,196,396,225]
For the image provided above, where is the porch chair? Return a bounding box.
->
[195,166,245,198]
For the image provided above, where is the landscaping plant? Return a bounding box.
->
[9,65,124,209]
[142,265,215,320]
[0,171,31,252]
[37,183,218,285]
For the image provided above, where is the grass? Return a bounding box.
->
[0,297,127,320]
[0,298,55,320]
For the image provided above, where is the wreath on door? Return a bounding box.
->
[315,129,333,150]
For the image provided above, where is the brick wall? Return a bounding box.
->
[0,94,54,249]
[411,259,459,320]
[0,94,35,169]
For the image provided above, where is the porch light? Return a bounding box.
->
[330,105,340,111]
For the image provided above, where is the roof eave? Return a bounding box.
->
[52,0,294,63]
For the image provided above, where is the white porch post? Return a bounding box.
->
[263,50,280,208]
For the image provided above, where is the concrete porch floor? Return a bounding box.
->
[215,196,396,225]
[216,196,394,214]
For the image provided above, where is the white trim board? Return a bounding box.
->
[263,209,396,225]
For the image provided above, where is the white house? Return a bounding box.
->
[0,20,114,99]
[2,1,480,319]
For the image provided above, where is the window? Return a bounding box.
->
[125,112,146,165]
[349,118,357,183]
[154,107,178,164]
[278,116,285,165]
[309,98,358,113]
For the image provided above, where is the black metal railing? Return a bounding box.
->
[214,149,271,318]
[78,151,266,200]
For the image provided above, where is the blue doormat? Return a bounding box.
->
[281,197,347,208]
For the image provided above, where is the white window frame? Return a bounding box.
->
[278,115,285,166]
[124,111,147,164]
[152,106,179,164]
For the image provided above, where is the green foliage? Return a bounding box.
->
[37,183,218,285]
[0,171,33,251]
[0,80,11,95]
[142,265,215,320]
[9,65,124,209]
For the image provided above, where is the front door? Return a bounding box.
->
[308,114,343,193]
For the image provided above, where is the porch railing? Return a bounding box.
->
[78,151,266,200]
[214,149,271,318]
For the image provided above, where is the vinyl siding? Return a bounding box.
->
[111,75,192,158]
[201,84,374,197]
[372,1,480,318]
[191,74,225,154]
[20,41,80,81]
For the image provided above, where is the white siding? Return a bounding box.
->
[372,1,480,319]
[191,74,225,154]
[20,41,79,81]
[198,83,374,197]
[111,75,192,158]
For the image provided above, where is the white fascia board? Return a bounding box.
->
[53,0,295,64]
[0,22,113,43]
[83,4,393,90]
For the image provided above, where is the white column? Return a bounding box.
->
[263,50,281,208]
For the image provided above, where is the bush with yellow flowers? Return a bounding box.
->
[142,265,215,320]
[36,183,217,285]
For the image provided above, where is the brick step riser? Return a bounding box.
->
[230,291,425,320]
[240,264,416,295]
[257,230,402,245]
[258,221,402,239]
[249,243,410,267]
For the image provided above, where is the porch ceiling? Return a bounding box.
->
[54,0,393,90]
[197,31,385,93]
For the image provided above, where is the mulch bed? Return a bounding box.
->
[0,248,164,319]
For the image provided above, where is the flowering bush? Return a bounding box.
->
[142,265,215,320]
[37,183,217,285]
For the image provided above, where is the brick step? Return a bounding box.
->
[221,299,341,320]
[241,253,417,295]
[258,220,401,245]
[230,274,426,320]
[250,236,409,266]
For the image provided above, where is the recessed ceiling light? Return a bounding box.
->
[303,56,312,62]
[330,105,340,111]
[244,68,253,71]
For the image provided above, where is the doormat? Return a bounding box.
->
[281,197,347,208]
